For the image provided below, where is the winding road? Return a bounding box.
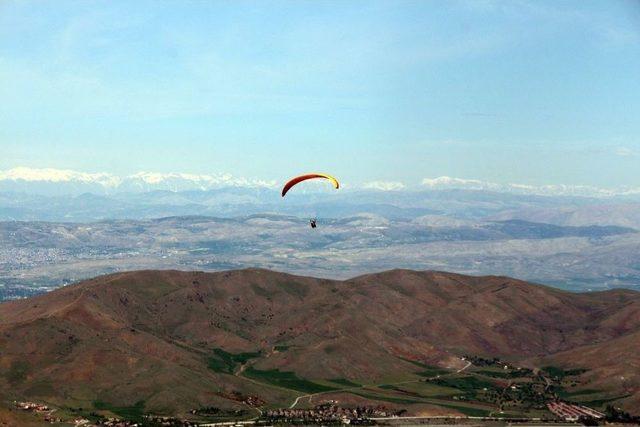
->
[289,358,472,409]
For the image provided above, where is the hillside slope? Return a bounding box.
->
[1,269,639,417]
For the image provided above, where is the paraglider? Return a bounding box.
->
[281,173,339,228]
[281,173,339,197]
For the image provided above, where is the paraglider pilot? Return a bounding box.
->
[281,173,339,230]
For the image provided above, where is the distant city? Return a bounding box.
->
[2,173,640,301]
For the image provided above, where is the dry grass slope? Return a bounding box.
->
[0,268,639,417]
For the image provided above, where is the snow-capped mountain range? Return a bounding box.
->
[0,167,639,198]
[0,167,277,195]
[421,176,640,198]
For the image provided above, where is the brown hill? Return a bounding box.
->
[1,268,639,418]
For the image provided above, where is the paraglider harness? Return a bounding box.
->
[310,218,317,229]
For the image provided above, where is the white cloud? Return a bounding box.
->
[421,176,640,197]
[422,176,483,187]
[0,167,277,192]
[2,167,639,198]
[362,181,406,191]
[0,167,121,187]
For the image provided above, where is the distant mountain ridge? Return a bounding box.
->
[3,167,640,197]
[0,167,277,195]
[1,268,639,417]
[4,186,640,226]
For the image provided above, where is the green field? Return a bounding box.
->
[399,357,449,375]
[423,401,491,417]
[429,375,497,395]
[93,400,145,422]
[578,394,632,408]
[350,391,423,405]
[557,388,603,398]
[380,381,462,398]
[207,348,262,374]
[203,350,588,419]
[348,389,493,417]
[329,378,360,388]
[475,369,530,379]
[541,365,587,379]
[243,367,337,393]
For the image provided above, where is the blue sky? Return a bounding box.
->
[1,0,639,188]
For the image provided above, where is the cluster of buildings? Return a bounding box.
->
[71,415,196,426]
[14,402,63,424]
[14,401,50,412]
[0,246,67,270]
[214,391,265,408]
[547,401,605,421]
[264,404,401,423]
[13,401,196,426]
[142,415,199,426]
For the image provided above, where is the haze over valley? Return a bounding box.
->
[2,172,640,300]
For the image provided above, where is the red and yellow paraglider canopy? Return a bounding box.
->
[281,173,340,197]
